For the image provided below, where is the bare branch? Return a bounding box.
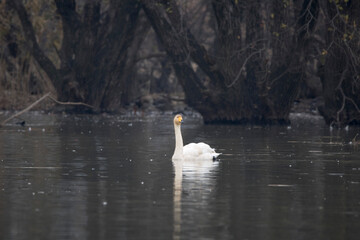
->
[227,47,265,88]
[134,53,167,63]
[0,93,94,127]
[47,95,94,109]
[0,93,51,127]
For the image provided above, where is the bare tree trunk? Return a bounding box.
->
[7,0,60,88]
[142,0,318,124]
[318,0,360,126]
[8,0,143,112]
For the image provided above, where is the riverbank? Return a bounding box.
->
[0,90,324,127]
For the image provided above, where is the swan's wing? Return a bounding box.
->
[196,142,211,152]
[195,142,221,157]
[183,143,202,157]
[183,142,221,160]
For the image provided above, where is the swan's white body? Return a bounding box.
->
[172,115,220,161]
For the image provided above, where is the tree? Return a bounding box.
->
[8,0,144,111]
[6,0,360,126]
[141,0,319,123]
[318,0,360,126]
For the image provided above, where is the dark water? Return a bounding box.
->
[0,112,360,240]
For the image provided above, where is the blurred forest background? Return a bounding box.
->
[0,0,359,125]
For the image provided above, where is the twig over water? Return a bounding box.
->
[0,92,93,127]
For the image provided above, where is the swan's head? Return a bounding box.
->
[173,114,183,126]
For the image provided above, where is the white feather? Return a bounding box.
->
[183,142,220,160]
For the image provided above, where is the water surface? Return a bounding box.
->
[0,112,360,239]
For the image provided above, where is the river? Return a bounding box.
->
[0,112,359,239]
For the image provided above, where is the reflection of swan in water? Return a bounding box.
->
[172,115,220,161]
[172,160,183,240]
[172,155,219,239]
[171,114,221,239]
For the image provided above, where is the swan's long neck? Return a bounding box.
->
[172,123,184,160]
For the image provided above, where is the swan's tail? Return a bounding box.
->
[212,152,221,161]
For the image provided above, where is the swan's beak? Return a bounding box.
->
[179,116,183,123]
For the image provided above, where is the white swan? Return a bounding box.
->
[172,114,220,161]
